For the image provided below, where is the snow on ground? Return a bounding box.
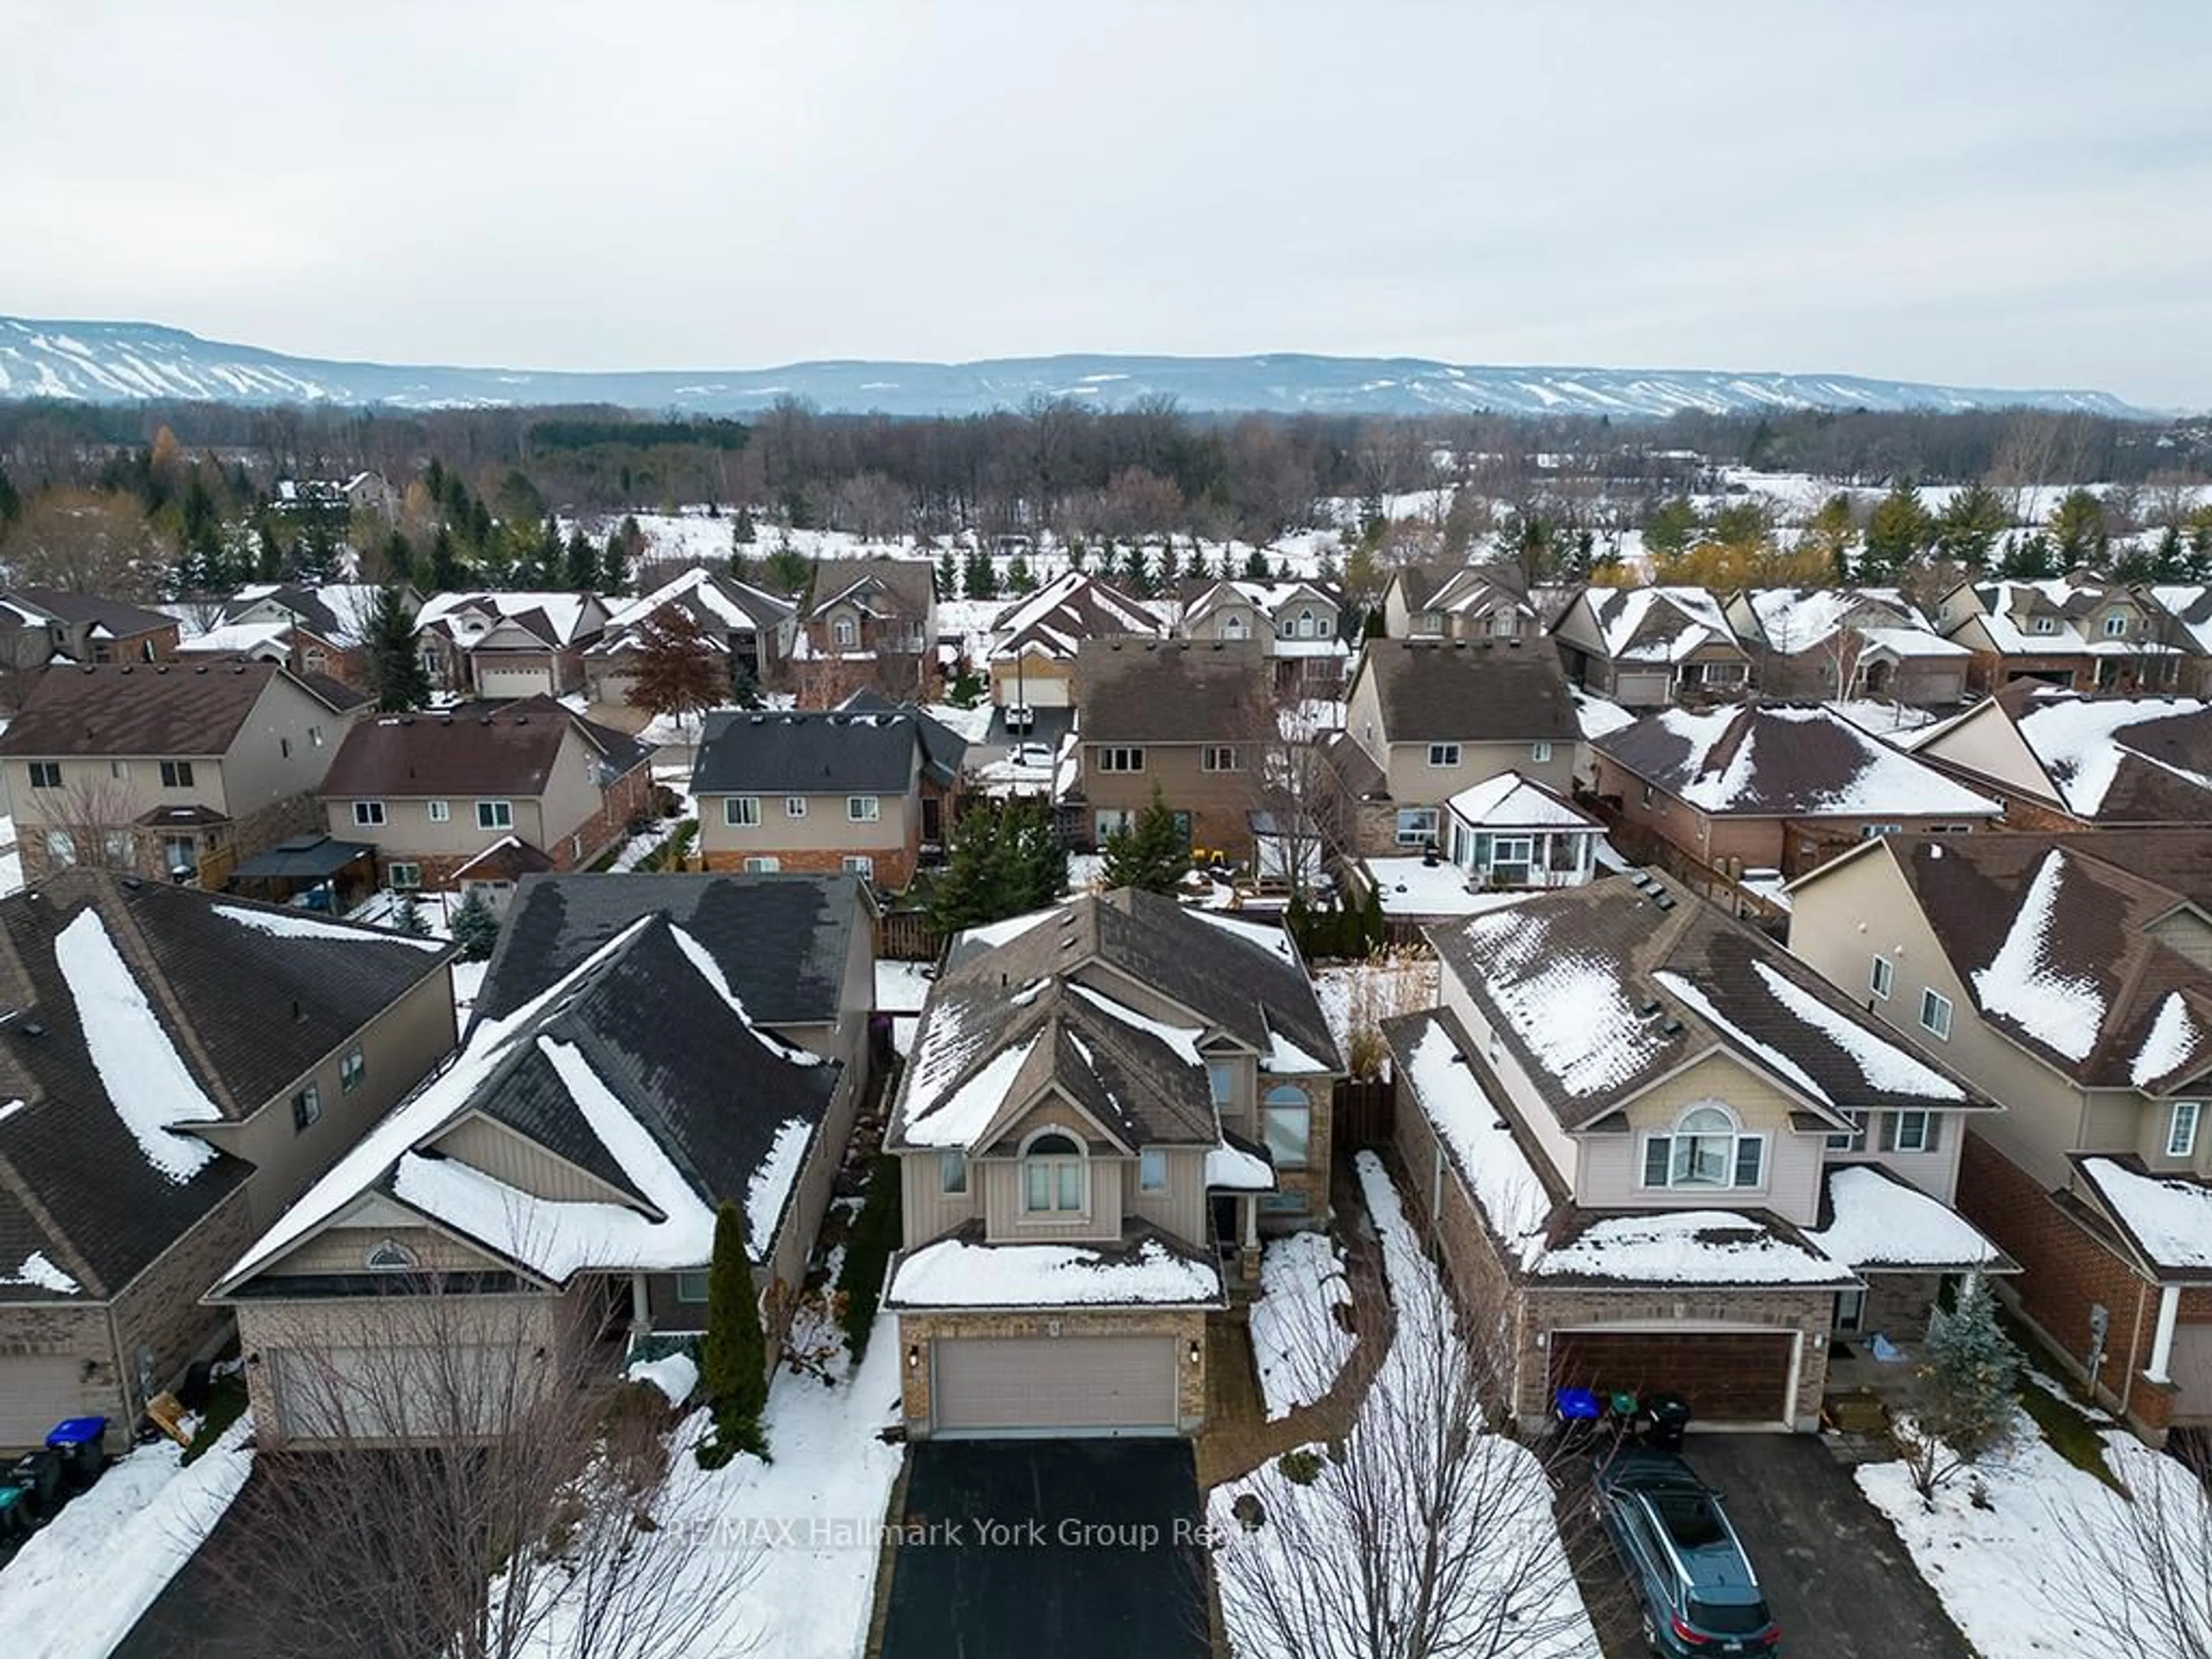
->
[625,1350,699,1406]
[1207,1153,1596,1658]
[450,958,487,1027]
[0,808,21,899]
[1859,1417,2210,1658]
[0,1415,256,1659]
[1363,857,1546,919]
[1827,699,1940,737]
[1313,954,1440,1077]
[873,959,934,1058]
[1248,1230,1354,1421]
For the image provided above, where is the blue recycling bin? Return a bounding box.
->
[1553,1385,1603,1423]
[44,1416,107,1488]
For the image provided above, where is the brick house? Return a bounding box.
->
[0,661,368,887]
[798,558,937,696]
[1721,587,1971,707]
[414,591,610,699]
[883,891,1339,1438]
[209,889,862,1445]
[317,696,653,893]
[691,706,964,888]
[1380,560,1539,641]
[1590,702,2002,880]
[1067,638,1272,859]
[0,588,181,676]
[193,582,414,690]
[1176,577,1350,695]
[584,566,796,706]
[1331,638,1580,858]
[1391,874,2004,1434]
[0,871,455,1451]
[2147,583,2212,696]
[1787,829,2212,1441]
[1551,586,1752,707]
[1933,577,2184,695]
[1902,683,2212,830]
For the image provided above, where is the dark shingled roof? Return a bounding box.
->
[1357,638,1577,745]
[6,586,179,638]
[836,690,968,788]
[474,872,862,1031]
[690,707,929,795]
[0,872,453,1302]
[1071,639,1270,743]
[808,557,934,622]
[0,661,350,758]
[319,695,647,799]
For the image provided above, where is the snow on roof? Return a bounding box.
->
[2078,1157,2212,1275]
[1572,687,1638,741]
[745,1117,816,1260]
[54,908,223,1183]
[603,566,782,634]
[1971,849,2105,1061]
[1747,959,1966,1100]
[1447,771,1598,830]
[955,905,1066,953]
[887,1234,1222,1308]
[1744,587,1869,651]
[2134,993,2209,1090]
[1205,1142,1275,1191]
[1069,983,1204,1065]
[1824,699,1941,738]
[1455,903,1669,1095]
[1535,1210,1854,1285]
[1191,908,1300,967]
[1,1251,79,1294]
[1857,626,1969,660]
[899,1032,1041,1149]
[1653,969,1831,1105]
[213,902,448,953]
[1808,1165,2001,1271]
[417,589,596,645]
[176,619,294,654]
[1631,704,2001,817]
[1402,1016,1550,1267]
[1594,586,1734,662]
[2013,693,2212,817]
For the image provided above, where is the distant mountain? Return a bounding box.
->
[0,316,2146,420]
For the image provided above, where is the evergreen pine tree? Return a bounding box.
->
[256,521,287,582]
[698,1200,769,1467]
[0,463,18,528]
[1906,1272,2022,1495]
[935,547,960,600]
[602,517,638,594]
[381,529,415,586]
[449,889,502,961]
[429,525,464,592]
[1241,546,1272,580]
[1006,551,1036,594]
[730,657,764,710]
[1099,786,1190,896]
[365,586,432,712]
[562,528,599,591]
[391,890,430,937]
[732,503,757,544]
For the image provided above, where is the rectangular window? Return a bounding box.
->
[388,862,422,891]
[1201,745,1242,772]
[843,855,875,880]
[1891,1111,1931,1153]
[675,1270,710,1304]
[101,830,132,868]
[1139,1149,1169,1192]
[1395,808,1439,847]
[1869,955,1895,999]
[1024,1158,1086,1214]
[1096,747,1146,773]
[26,762,61,790]
[340,1046,366,1093]
[2104,613,2130,638]
[43,830,76,866]
[162,835,196,874]
[1491,836,1533,870]
[1263,1104,1311,1170]
[476,800,513,830]
[743,856,781,873]
[427,800,450,823]
[724,796,762,827]
[1826,1110,1869,1153]
[1096,809,1133,842]
[353,801,387,827]
[1642,1136,1672,1188]
[847,796,880,823]
[159,760,195,788]
[279,736,291,759]
[2169,1101,2201,1160]
[1835,1287,1867,1333]
[1703,662,1748,685]
[831,617,858,649]
[1920,988,1953,1040]
[309,725,325,748]
[940,1151,968,1195]
[2032,616,2056,635]
[1207,1061,1236,1107]
[1427,743,1463,768]
[1733,1135,1766,1188]
[1530,740,1552,764]
[291,1084,321,1132]
[1413,613,1444,635]
[785,796,807,819]
[1859,823,1904,840]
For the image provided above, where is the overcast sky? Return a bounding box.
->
[7,1,2208,406]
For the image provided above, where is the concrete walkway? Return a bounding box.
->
[1194,1166,1397,1490]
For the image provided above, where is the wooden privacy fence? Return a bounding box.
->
[875,911,942,963]
[1334,1078,1397,1149]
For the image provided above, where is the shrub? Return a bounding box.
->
[1277,1448,1325,1486]
[697,1201,768,1468]
[838,1154,903,1362]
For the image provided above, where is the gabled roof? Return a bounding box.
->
[475,870,865,1032]
[1180,577,1339,624]
[594,566,793,643]
[835,690,968,789]
[1391,560,1530,615]
[1071,639,1270,743]
[217,912,841,1290]
[988,572,1161,661]
[806,557,933,622]
[0,872,452,1304]
[891,891,1338,1156]
[1594,703,2002,820]
[1426,874,1990,1133]
[690,707,933,795]
[319,695,648,799]
[218,582,392,648]
[0,661,355,759]
[2148,584,2212,656]
[1991,687,2212,823]
[1578,586,1741,664]
[2072,1156,2212,1282]
[1446,770,1598,831]
[415,590,605,649]
[1355,638,1577,745]
[3,587,179,638]
[1731,587,1930,653]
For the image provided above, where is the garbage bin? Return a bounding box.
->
[1644,1391,1692,1452]
[44,1418,108,1489]
[10,1450,65,1520]
[0,1483,31,1548]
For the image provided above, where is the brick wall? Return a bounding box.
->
[0,1301,122,1450]
[702,845,916,887]
[894,1307,1209,1435]
[109,1187,259,1424]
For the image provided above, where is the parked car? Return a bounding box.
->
[1592,1447,1781,1656]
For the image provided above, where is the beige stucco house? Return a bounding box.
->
[1069,639,1272,858]
[1392,874,2004,1434]
[1380,561,1539,641]
[1551,585,1751,707]
[883,892,1340,1438]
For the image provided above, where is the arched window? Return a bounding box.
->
[1296,608,1316,639]
[1022,1130,1086,1213]
[1642,1103,1763,1191]
[366,1238,418,1271]
[1263,1086,1312,1171]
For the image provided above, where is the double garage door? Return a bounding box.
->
[1548,1328,1797,1424]
[476,664,556,700]
[931,1336,1177,1438]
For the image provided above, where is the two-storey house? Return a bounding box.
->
[1934,577,2183,695]
[882,891,1340,1438]
[317,697,653,896]
[986,571,1162,719]
[1380,561,1539,641]
[415,590,610,699]
[195,582,410,690]
[584,565,796,706]
[0,588,180,677]
[1723,587,1971,707]
[0,661,368,886]
[1787,830,2212,1442]
[1177,578,1349,694]
[799,558,937,696]
[0,872,454,1451]
[1551,586,1751,708]
[1391,874,2003,1434]
[1069,639,1271,858]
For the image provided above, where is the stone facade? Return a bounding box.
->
[893,1306,1210,1436]
[109,1188,260,1424]
[1265,1075,1334,1226]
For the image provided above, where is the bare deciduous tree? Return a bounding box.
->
[2054,1438,2212,1659]
[3,486,172,597]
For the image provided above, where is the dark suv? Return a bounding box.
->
[1592,1448,1781,1656]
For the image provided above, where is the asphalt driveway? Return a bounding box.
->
[880,1440,1210,1659]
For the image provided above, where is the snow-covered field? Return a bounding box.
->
[1859,1414,2210,1658]
[0,1415,256,1659]
[1247,1230,1354,1421]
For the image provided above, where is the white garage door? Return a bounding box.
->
[0,1357,79,1449]
[478,665,554,700]
[272,1346,512,1441]
[932,1336,1177,1438]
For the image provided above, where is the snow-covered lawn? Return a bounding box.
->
[1207,1153,1596,1658]
[0,1415,255,1659]
[874,959,934,1057]
[1248,1230,1354,1421]
[1859,1414,2208,1658]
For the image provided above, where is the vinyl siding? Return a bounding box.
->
[983,1155,1124,1243]
[1580,1053,1826,1225]
[429,1114,643,1204]
[1916,704,2063,804]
